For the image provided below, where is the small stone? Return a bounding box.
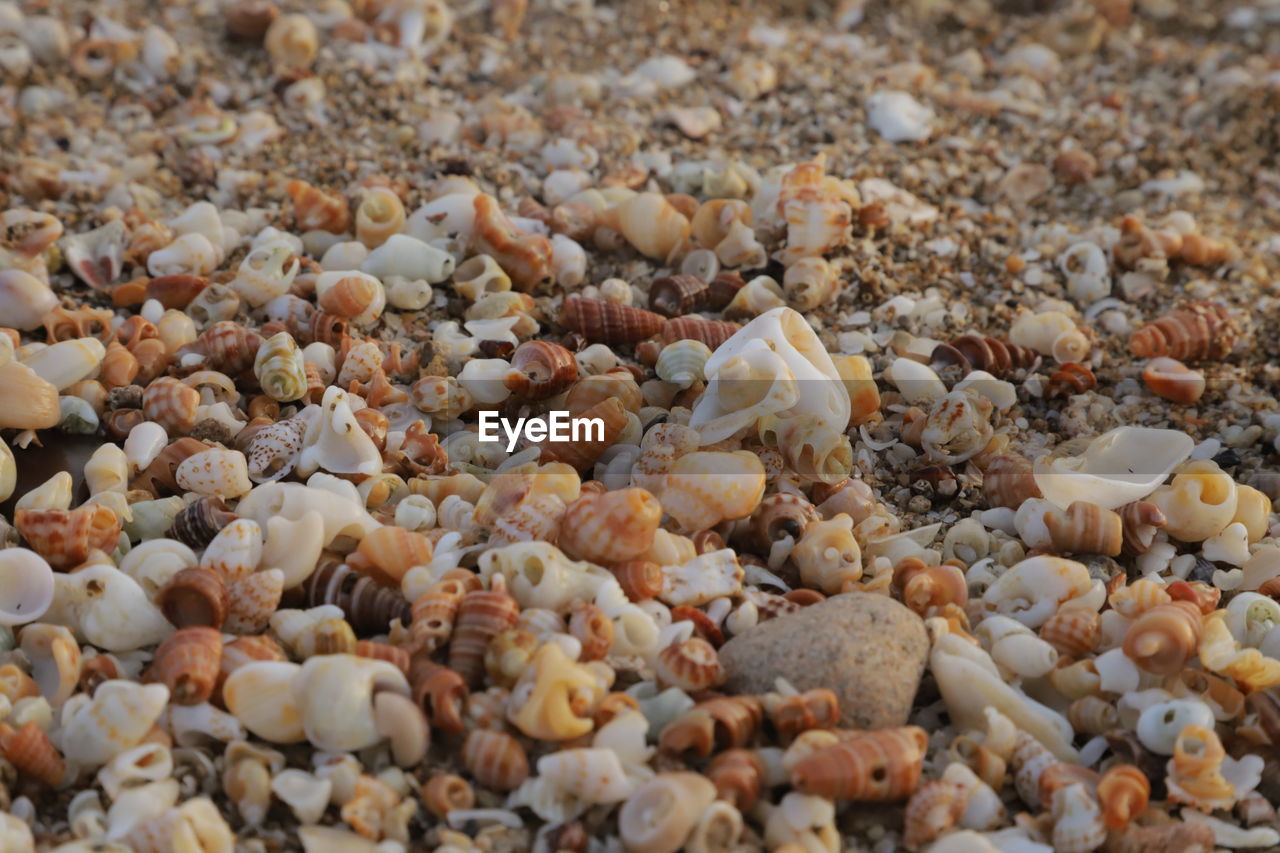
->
[718,593,929,729]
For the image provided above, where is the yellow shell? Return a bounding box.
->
[507,642,599,741]
[557,488,662,564]
[660,451,766,533]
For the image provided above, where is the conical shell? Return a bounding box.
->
[504,340,578,400]
[0,720,64,786]
[1123,601,1202,675]
[789,727,928,801]
[409,658,468,735]
[462,728,528,792]
[346,526,434,588]
[1129,301,1237,362]
[662,316,741,349]
[648,274,709,317]
[0,360,61,429]
[559,297,666,344]
[156,566,229,629]
[298,561,413,636]
[1044,501,1122,556]
[447,577,520,687]
[18,622,80,705]
[533,396,629,472]
[147,626,222,705]
[558,488,661,564]
[168,496,237,550]
[15,505,121,570]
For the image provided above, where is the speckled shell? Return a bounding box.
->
[225,570,285,634]
[298,561,413,636]
[447,577,520,688]
[1039,609,1100,657]
[462,728,528,792]
[558,488,661,564]
[1123,601,1202,675]
[142,377,200,434]
[176,321,264,376]
[649,274,709,317]
[243,417,307,483]
[747,493,820,554]
[504,340,578,400]
[653,637,725,692]
[790,726,928,801]
[147,626,222,705]
[156,566,229,629]
[1044,500,1122,556]
[15,504,121,570]
[1129,301,1237,362]
[471,194,554,292]
[0,720,64,786]
[175,448,252,499]
[662,316,741,349]
[347,527,434,588]
[559,297,666,344]
[1097,764,1149,830]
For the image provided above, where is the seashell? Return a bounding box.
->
[1165,724,1261,812]
[1117,500,1166,557]
[568,603,615,662]
[347,526,434,588]
[902,779,966,849]
[537,747,634,804]
[296,562,411,636]
[610,560,664,602]
[782,257,839,311]
[706,749,766,810]
[558,488,661,564]
[243,418,307,484]
[470,194,554,292]
[0,719,64,786]
[199,518,263,582]
[1039,609,1100,657]
[600,192,692,263]
[1198,610,1280,691]
[1129,300,1238,362]
[62,220,127,290]
[421,773,474,818]
[663,316,741,349]
[447,576,520,687]
[101,342,141,388]
[145,275,208,311]
[20,337,103,391]
[1096,765,1149,829]
[898,561,966,617]
[1230,484,1271,542]
[790,726,927,801]
[16,505,121,570]
[167,496,236,551]
[1034,426,1194,510]
[1049,782,1106,853]
[409,658,467,735]
[748,492,820,554]
[156,566,228,629]
[0,358,60,430]
[175,447,252,499]
[60,679,170,767]
[1147,458,1238,542]
[981,454,1040,511]
[1066,695,1116,736]
[533,397,629,472]
[660,451,766,533]
[147,627,221,706]
[353,187,406,250]
[252,332,307,403]
[1122,601,1202,674]
[655,339,713,390]
[792,514,861,594]
[653,637,725,691]
[772,689,840,745]
[504,340,577,400]
[919,388,993,464]
[0,269,58,331]
[559,297,666,344]
[1043,500,1122,556]
[178,321,264,375]
[19,623,79,705]
[0,550,55,627]
[618,772,717,853]
[1136,698,1214,755]
[1045,362,1097,399]
[507,640,601,740]
[649,274,709,317]
[936,335,1039,378]
[462,729,529,792]
[297,386,383,478]
[1142,357,1205,404]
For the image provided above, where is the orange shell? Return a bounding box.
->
[354,640,411,676]
[1044,500,1123,556]
[347,527,434,588]
[558,297,666,345]
[461,728,528,792]
[409,578,471,656]
[1128,300,1237,363]
[707,749,766,810]
[532,397,628,473]
[15,504,122,570]
[318,274,380,319]
[142,376,201,435]
[558,488,662,564]
[1122,600,1202,675]
[609,560,664,601]
[790,726,928,801]
[176,321,263,376]
[659,696,762,758]
[1142,357,1206,404]
[1045,362,1097,398]
[409,658,468,735]
[504,340,578,400]
[287,179,350,233]
[1165,580,1220,615]
[147,626,222,705]
[662,315,741,349]
[568,602,614,662]
[565,370,644,416]
[653,637,725,692]
[772,688,841,744]
[983,454,1042,509]
[470,194,554,292]
[421,773,475,818]
[1039,609,1101,657]
[0,720,64,786]
[748,493,820,555]
[902,563,968,616]
[1097,765,1150,830]
[100,341,140,388]
[146,274,209,310]
[1118,500,1167,556]
[902,779,967,848]
[156,566,229,630]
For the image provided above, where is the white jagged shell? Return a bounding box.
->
[297,387,383,478]
[1034,427,1195,510]
[690,307,849,445]
[272,769,333,825]
[291,654,410,752]
[52,565,172,652]
[199,518,264,582]
[262,512,326,589]
[235,478,380,545]
[536,748,635,804]
[59,680,171,768]
[981,556,1098,628]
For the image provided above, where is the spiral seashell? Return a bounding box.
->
[654,637,725,692]
[462,728,528,792]
[648,274,709,317]
[1066,696,1117,737]
[559,297,666,344]
[1009,730,1061,809]
[353,186,406,249]
[1165,581,1220,617]
[507,641,600,740]
[1109,577,1171,618]
[225,570,285,634]
[566,369,643,415]
[1142,356,1205,404]
[408,574,476,656]
[790,726,927,801]
[286,179,349,233]
[252,332,308,402]
[176,321,263,376]
[533,397,629,472]
[1128,300,1238,362]
[1123,600,1202,675]
[1148,459,1238,543]
[147,626,222,705]
[1111,821,1216,852]
[1043,500,1122,556]
[609,560,664,601]
[618,772,717,853]
[745,493,818,554]
[902,779,967,849]
[568,602,614,661]
[142,377,200,435]
[1117,500,1166,557]
[448,576,520,687]
[661,696,763,758]
[558,488,661,565]
[409,658,468,735]
[156,566,229,629]
[317,273,381,321]
[1039,609,1100,657]
[978,453,1041,510]
[101,342,140,388]
[1165,724,1256,812]
[707,749,766,810]
[243,417,307,484]
[347,527,434,588]
[662,315,741,349]
[167,496,237,550]
[15,504,121,570]
[899,562,966,617]
[933,334,1040,378]
[1096,764,1149,830]
[297,561,413,636]
[772,688,840,744]
[1045,362,1097,398]
[0,720,64,786]
[504,340,578,400]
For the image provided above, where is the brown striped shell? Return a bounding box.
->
[157,567,229,630]
[0,720,64,786]
[653,637,725,692]
[790,726,928,801]
[168,496,238,550]
[1142,357,1206,404]
[558,488,661,565]
[15,504,122,570]
[609,560,664,601]
[772,688,840,744]
[461,728,529,792]
[648,274,708,317]
[706,749,765,810]
[421,773,475,818]
[933,334,1040,377]
[504,340,578,400]
[447,576,520,688]
[1122,600,1202,675]
[1118,500,1167,556]
[147,626,222,705]
[662,315,740,348]
[532,397,628,472]
[982,454,1041,509]
[408,574,477,656]
[558,297,666,344]
[297,561,413,636]
[707,270,747,310]
[1045,362,1097,398]
[176,321,264,375]
[1128,300,1238,362]
[216,635,288,703]
[902,780,967,849]
[1043,501,1123,556]
[409,658,468,735]
[142,376,201,435]
[318,274,380,319]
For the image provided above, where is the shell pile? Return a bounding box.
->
[1,0,1280,851]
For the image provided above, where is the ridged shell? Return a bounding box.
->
[790,726,928,801]
[148,626,222,705]
[1044,500,1122,556]
[504,340,578,400]
[421,773,475,818]
[1123,601,1202,675]
[347,527,434,588]
[648,274,709,317]
[409,658,468,735]
[15,504,121,570]
[653,637,725,691]
[747,493,820,555]
[618,772,717,853]
[0,360,61,430]
[156,566,229,629]
[933,334,1039,377]
[168,496,237,550]
[1097,764,1149,829]
[408,574,476,656]
[559,297,666,344]
[447,577,520,687]
[253,332,308,402]
[558,488,661,564]
[142,377,200,434]
[1067,696,1117,736]
[568,602,614,662]
[902,780,966,849]
[662,315,741,349]
[660,696,763,757]
[707,749,765,810]
[1129,301,1237,362]
[297,562,413,636]
[772,689,840,744]
[101,342,140,387]
[462,728,528,792]
[1039,609,1100,657]
[354,640,410,676]
[655,339,712,389]
[225,569,285,634]
[533,397,629,472]
[0,720,64,786]
[661,451,767,533]
[355,187,406,249]
[176,321,264,376]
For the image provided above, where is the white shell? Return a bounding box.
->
[261,512,326,589]
[0,548,55,626]
[536,748,634,804]
[199,518,264,582]
[1033,427,1195,510]
[124,422,169,472]
[19,622,80,705]
[981,556,1098,628]
[98,744,173,801]
[223,661,306,744]
[884,357,947,406]
[235,478,380,545]
[272,769,332,825]
[866,90,934,142]
[360,234,455,284]
[118,539,196,601]
[21,337,105,390]
[690,307,849,444]
[175,447,252,499]
[59,680,170,768]
[52,565,172,652]
[1135,699,1215,755]
[296,387,383,478]
[660,550,743,607]
[162,702,247,746]
[291,655,411,751]
[0,268,58,331]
